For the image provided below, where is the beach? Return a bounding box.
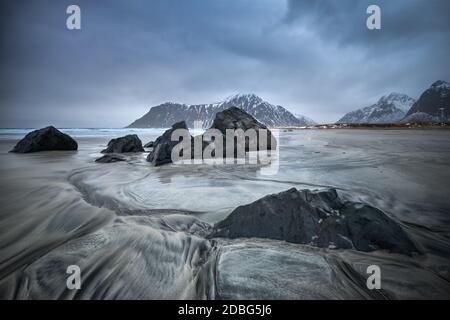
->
[1,128,449,299]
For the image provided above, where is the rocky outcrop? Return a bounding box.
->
[209,107,277,153]
[211,188,418,255]
[147,121,191,166]
[95,154,126,163]
[101,134,144,153]
[10,126,78,153]
[147,107,278,166]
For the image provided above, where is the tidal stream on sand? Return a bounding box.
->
[0,129,449,299]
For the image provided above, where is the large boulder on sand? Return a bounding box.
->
[211,188,419,255]
[10,126,78,153]
[147,121,191,166]
[209,107,277,153]
[101,134,144,153]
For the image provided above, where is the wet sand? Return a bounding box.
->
[0,129,449,299]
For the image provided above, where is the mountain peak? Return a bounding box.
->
[383,92,407,99]
[128,94,314,128]
[430,80,450,90]
[404,80,450,121]
[162,101,182,106]
[338,92,415,124]
[224,93,264,104]
[379,92,411,102]
[378,92,415,112]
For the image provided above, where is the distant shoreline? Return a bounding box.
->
[278,123,450,130]
[2,123,450,131]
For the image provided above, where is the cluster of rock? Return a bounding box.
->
[9,115,419,256]
[10,107,276,168]
[147,107,277,166]
[9,126,146,165]
[96,107,277,166]
[210,188,419,255]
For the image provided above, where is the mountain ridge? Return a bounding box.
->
[403,80,450,122]
[127,94,313,128]
[337,92,415,124]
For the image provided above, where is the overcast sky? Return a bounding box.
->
[1,0,449,127]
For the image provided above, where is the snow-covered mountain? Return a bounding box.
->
[402,80,450,122]
[337,93,415,124]
[294,114,316,126]
[127,94,314,128]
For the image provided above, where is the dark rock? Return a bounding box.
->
[209,107,277,153]
[101,134,144,153]
[146,107,278,166]
[95,154,126,163]
[147,121,192,166]
[144,141,154,148]
[211,188,418,255]
[10,126,78,153]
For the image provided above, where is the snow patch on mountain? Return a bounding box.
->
[431,80,450,92]
[337,93,415,124]
[294,114,316,126]
[127,94,314,128]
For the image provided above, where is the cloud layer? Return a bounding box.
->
[1,0,449,127]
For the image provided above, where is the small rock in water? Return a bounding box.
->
[95,154,126,163]
[101,134,144,153]
[144,141,154,148]
[10,126,78,153]
[211,188,419,255]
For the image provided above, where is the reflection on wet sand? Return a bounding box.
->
[0,129,449,299]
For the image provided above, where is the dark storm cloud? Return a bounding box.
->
[284,0,450,56]
[0,0,449,127]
